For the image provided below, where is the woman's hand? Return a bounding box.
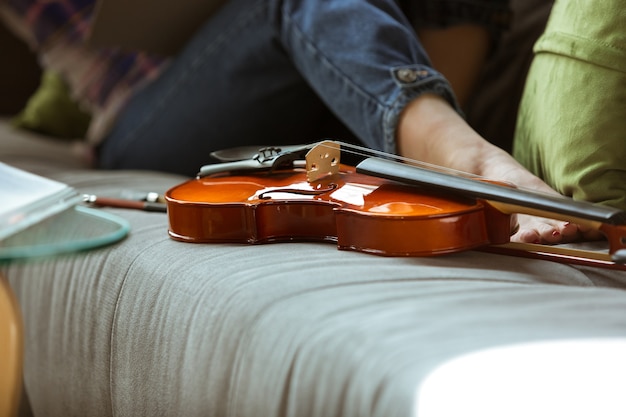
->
[397,94,603,245]
[477,149,604,244]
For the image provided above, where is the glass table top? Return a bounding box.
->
[0,205,129,262]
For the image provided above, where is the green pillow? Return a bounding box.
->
[12,70,91,140]
[513,0,626,211]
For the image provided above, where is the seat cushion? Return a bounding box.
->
[3,120,626,417]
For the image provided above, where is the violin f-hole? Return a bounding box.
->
[258,184,338,200]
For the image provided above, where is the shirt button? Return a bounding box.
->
[397,68,419,83]
[396,68,429,83]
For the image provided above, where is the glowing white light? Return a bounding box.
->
[416,338,626,417]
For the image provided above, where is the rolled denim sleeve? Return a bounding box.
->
[383,64,460,153]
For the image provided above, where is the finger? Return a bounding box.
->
[512,216,578,244]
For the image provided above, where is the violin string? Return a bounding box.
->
[315,140,573,199]
[317,140,484,180]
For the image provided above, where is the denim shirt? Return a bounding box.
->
[96,0,516,174]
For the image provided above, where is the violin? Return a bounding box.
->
[165,141,626,269]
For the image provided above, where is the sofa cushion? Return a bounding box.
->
[11,71,91,140]
[2,120,626,416]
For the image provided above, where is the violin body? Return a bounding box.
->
[165,164,512,256]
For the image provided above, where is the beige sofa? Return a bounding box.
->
[4,1,626,416]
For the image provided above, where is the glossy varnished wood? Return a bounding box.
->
[166,165,511,256]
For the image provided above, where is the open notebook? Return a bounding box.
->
[0,163,129,261]
[0,162,79,240]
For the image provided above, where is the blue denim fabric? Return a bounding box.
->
[98,0,505,176]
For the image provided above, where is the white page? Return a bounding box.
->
[0,162,79,240]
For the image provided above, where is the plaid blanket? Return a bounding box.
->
[2,0,164,107]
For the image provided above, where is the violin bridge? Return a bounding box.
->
[305,141,341,183]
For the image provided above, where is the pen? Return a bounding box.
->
[83,194,167,213]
